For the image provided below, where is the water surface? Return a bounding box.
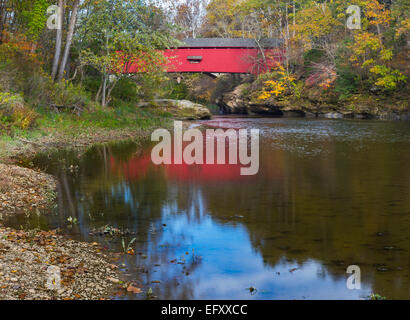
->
[6,117,410,299]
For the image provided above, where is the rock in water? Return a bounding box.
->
[138,99,212,120]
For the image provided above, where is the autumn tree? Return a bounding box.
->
[0,0,51,45]
[345,0,407,91]
[77,0,177,106]
[202,0,239,37]
[174,0,207,39]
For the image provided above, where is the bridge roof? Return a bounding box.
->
[179,38,283,48]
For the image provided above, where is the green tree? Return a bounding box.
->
[77,0,178,106]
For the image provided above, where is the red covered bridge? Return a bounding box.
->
[127,38,285,76]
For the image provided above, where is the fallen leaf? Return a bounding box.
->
[107,277,120,284]
[127,285,142,294]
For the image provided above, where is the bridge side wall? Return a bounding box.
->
[126,47,284,74]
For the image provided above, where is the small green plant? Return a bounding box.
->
[103,224,119,235]
[67,216,78,225]
[145,287,155,299]
[121,237,137,254]
[369,293,386,300]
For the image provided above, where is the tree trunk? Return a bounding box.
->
[101,29,110,107]
[376,24,383,46]
[255,38,267,71]
[51,0,64,80]
[57,0,80,82]
[292,0,296,38]
[95,80,103,103]
[105,78,119,106]
[285,3,290,73]
[102,74,107,107]
[0,0,7,43]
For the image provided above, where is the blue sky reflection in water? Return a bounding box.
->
[142,195,371,300]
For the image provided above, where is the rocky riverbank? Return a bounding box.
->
[215,80,410,120]
[0,226,124,300]
[0,163,57,217]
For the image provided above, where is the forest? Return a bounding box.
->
[0,0,409,138]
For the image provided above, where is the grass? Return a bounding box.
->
[0,102,172,161]
[35,103,168,131]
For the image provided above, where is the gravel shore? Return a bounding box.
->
[0,163,57,217]
[0,226,122,300]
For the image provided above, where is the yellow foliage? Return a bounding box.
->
[291,3,341,48]
[258,64,296,100]
[0,92,38,129]
[396,18,410,37]
[349,32,381,65]
[364,0,391,26]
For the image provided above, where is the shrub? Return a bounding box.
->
[111,77,138,103]
[0,92,25,118]
[11,104,38,129]
[303,49,325,75]
[134,73,169,101]
[83,76,101,97]
[0,92,38,129]
[51,80,90,108]
[21,72,91,112]
[335,67,358,99]
[168,81,189,100]
[256,64,296,100]
[240,83,251,96]
[1,39,92,112]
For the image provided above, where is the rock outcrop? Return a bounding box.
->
[216,83,410,120]
[216,84,249,114]
[138,99,212,120]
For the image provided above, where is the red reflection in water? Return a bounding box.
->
[110,130,258,182]
[110,153,254,182]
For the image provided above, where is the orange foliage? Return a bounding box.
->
[0,30,41,65]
